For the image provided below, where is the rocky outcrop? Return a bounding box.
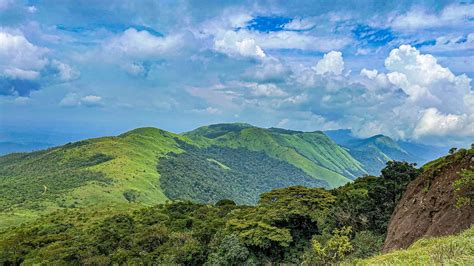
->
[383,149,474,252]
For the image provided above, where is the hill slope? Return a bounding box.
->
[1,124,339,228]
[383,148,474,252]
[358,226,474,265]
[0,128,186,228]
[185,124,366,187]
[325,129,445,175]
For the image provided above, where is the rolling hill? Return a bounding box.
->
[0,123,447,230]
[1,123,364,229]
[184,124,367,186]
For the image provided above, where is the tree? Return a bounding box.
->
[449,147,457,155]
[206,234,250,266]
[305,226,353,265]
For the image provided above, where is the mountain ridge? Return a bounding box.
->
[0,123,446,230]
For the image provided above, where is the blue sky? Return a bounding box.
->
[0,0,473,146]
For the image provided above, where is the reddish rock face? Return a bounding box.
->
[382,150,474,253]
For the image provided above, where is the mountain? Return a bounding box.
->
[1,123,450,231]
[185,123,367,186]
[2,150,469,265]
[325,129,446,175]
[2,123,364,229]
[383,148,474,252]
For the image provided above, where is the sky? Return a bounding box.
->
[0,0,473,146]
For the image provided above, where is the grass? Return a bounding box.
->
[0,127,190,229]
[188,125,357,187]
[355,226,474,265]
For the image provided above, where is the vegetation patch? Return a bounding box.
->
[158,142,327,205]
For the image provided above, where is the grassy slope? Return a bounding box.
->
[356,226,474,265]
[185,124,365,187]
[344,135,413,175]
[0,127,188,229]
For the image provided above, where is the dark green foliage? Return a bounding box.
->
[328,161,420,235]
[159,143,327,204]
[215,199,237,207]
[0,161,421,265]
[65,153,114,168]
[206,234,251,265]
[350,230,384,259]
[123,189,140,203]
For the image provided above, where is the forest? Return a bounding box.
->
[158,141,327,204]
[0,161,419,265]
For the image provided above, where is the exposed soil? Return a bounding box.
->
[382,150,474,252]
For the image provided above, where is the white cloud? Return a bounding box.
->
[192,106,221,114]
[81,95,102,106]
[26,5,37,13]
[214,30,266,59]
[0,31,48,79]
[59,93,103,107]
[360,68,378,79]
[315,51,344,75]
[51,60,79,81]
[249,83,287,97]
[391,4,474,30]
[385,45,471,113]
[105,28,183,59]
[414,108,474,138]
[4,68,39,80]
[246,58,291,82]
[283,18,316,30]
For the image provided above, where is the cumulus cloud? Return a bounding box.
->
[0,31,48,80]
[0,30,79,96]
[214,30,266,59]
[50,60,80,81]
[414,108,474,138]
[206,45,473,144]
[385,45,471,113]
[105,28,183,59]
[59,93,103,107]
[315,51,344,75]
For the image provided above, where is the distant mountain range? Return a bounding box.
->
[0,123,448,229]
[325,129,447,175]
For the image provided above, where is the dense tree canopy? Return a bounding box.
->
[0,161,420,265]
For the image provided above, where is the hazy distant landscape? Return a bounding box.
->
[0,0,473,265]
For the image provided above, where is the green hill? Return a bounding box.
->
[2,124,351,229]
[325,129,447,175]
[185,123,366,187]
[0,127,187,228]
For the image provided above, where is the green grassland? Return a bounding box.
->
[356,226,474,265]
